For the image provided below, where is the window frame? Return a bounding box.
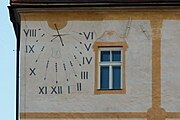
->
[93,42,128,94]
[98,47,123,90]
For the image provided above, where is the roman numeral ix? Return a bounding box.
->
[26,45,35,53]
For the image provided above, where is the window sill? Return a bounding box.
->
[94,89,126,94]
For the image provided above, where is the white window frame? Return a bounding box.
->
[98,47,123,90]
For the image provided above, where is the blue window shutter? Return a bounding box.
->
[112,66,121,89]
[100,66,109,89]
[101,51,110,62]
[112,51,121,61]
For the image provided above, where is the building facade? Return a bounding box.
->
[9,0,180,120]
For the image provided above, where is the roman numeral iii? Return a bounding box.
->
[81,71,89,80]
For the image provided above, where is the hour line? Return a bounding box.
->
[44,59,49,80]
[55,61,58,82]
[36,43,46,63]
[63,62,69,81]
[68,58,78,77]
[75,46,83,55]
[73,52,81,66]
[36,33,45,42]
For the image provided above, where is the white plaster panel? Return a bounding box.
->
[20,20,152,113]
[161,20,180,112]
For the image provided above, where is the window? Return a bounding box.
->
[93,41,128,94]
[98,48,122,90]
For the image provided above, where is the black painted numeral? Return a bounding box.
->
[59,86,63,94]
[83,32,94,40]
[51,86,57,94]
[68,86,70,94]
[83,57,92,64]
[81,71,88,80]
[77,83,82,91]
[51,86,63,94]
[26,45,35,53]
[39,86,63,94]
[23,29,37,37]
[84,43,92,51]
[39,86,47,94]
[44,60,49,80]
[29,68,36,76]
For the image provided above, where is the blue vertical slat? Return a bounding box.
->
[100,66,109,89]
[101,51,110,62]
[112,51,121,61]
[112,66,121,89]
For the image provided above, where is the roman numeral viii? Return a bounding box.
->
[23,29,37,37]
